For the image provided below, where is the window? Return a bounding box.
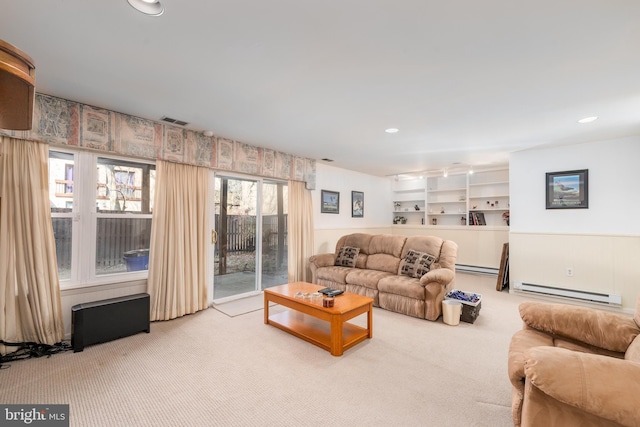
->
[49,150,155,287]
[49,151,74,280]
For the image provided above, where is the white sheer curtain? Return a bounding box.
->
[287,180,314,282]
[0,136,64,353]
[147,160,209,321]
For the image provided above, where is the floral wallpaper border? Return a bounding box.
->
[0,94,316,185]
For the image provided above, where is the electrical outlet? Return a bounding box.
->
[566,268,573,277]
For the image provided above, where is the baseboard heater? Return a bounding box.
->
[71,293,150,352]
[513,282,622,306]
[456,264,499,275]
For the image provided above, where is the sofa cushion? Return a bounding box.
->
[315,265,354,285]
[366,254,401,274]
[401,235,444,260]
[335,233,373,255]
[346,269,394,290]
[335,246,360,267]
[369,234,406,258]
[401,249,436,278]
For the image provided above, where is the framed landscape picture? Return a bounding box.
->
[321,190,340,214]
[546,169,588,209]
[351,191,364,217]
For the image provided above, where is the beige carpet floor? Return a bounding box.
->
[212,294,275,317]
[0,274,534,427]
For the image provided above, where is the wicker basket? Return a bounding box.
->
[445,290,482,324]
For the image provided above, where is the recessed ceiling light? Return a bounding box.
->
[127,0,164,16]
[385,128,399,134]
[578,116,598,124]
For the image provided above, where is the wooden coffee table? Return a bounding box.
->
[264,282,373,356]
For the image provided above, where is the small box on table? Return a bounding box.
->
[445,289,482,323]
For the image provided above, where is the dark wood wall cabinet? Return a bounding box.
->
[0,39,35,130]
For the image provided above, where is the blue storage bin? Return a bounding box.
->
[123,249,149,271]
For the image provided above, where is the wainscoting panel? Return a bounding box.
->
[509,232,640,312]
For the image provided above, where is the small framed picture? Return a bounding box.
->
[546,169,589,209]
[321,190,340,214]
[351,191,364,218]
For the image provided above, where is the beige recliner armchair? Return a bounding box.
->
[508,297,640,427]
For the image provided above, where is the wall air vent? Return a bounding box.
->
[160,116,189,126]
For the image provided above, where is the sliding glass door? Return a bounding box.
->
[212,175,288,301]
[261,180,288,289]
[213,175,259,300]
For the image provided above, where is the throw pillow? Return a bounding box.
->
[401,250,436,278]
[335,246,360,267]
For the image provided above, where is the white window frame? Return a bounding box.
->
[50,148,154,289]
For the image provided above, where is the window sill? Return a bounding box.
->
[60,276,147,295]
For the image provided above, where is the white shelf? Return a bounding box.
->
[468,195,508,199]
[393,198,424,202]
[391,168,509,227]
[394,188,424,193]
[469,180,508,187]
[427,187,466,193]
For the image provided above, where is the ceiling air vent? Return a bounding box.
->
[160,116,189,126]
[321,158,334,162]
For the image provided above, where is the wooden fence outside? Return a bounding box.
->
[51,214,287,271]
[215,214,287,254]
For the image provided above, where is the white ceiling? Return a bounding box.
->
[2,1,639,176]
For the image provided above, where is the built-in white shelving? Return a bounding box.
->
[391,177,426,225]
[391,167,509,227]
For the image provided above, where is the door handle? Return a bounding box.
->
[211,229,217,244]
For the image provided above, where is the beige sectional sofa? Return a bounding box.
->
[309,233,458,321]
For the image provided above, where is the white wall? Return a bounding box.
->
[393,225,508,269]
[312,163,509,268]
[312,163,391,253]
[511,136,640,235]
[509,136,640,312]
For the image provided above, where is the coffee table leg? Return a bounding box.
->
[264,293,269,324]
[367,302,373,338]
[330,316,343,356]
